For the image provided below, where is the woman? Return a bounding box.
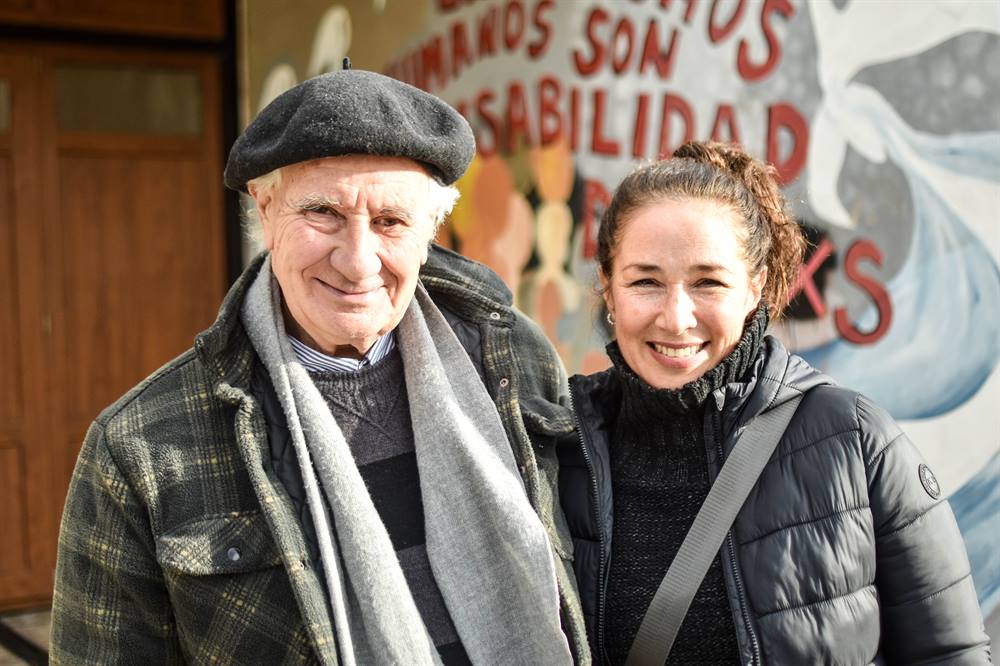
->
[559,141,990,665]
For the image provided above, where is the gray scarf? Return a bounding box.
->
[241,258,570,665]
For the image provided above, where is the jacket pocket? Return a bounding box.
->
[153,512,321,664]
[156,511,284,575]
[519,394,575,439]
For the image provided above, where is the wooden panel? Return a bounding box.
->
[0,155,24,424]
[0,78,9,131]
[0,444,28,575]
[58,131,203,155]
[55,63,201,135]
[0,0,34,12]
[0,52,54,611]
[0,0,225,40]
[58,155,221,424]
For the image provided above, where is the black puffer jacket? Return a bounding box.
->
[560,336,991,665]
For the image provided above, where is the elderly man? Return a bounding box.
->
[51,68,586,665]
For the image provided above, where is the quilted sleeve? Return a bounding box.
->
[861,394,991,664]
[50,420,184,664]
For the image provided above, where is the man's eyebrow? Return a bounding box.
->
[293,194,342,210]
[377,206,414,222]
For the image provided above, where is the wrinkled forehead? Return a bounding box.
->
[280,154,434,211]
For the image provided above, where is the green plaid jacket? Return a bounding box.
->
[52,247,589,665]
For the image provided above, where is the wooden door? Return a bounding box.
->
[0,51,54,614]
[0,43,226,611]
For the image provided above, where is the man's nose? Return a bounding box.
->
[333,221,382,281]
[657,287,697,335]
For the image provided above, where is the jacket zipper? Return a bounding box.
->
[569,388,610,664]
[726,531,760,665]
[716,436,761,666]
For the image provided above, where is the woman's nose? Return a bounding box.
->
[657,288,697,335]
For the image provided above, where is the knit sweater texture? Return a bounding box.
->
[310,348,471,665]
[604,305,767,665]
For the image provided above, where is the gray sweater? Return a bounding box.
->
[311,349,470,665]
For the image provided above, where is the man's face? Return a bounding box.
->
[252,154,436,357]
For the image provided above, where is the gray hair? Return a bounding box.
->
[242,165,460,251]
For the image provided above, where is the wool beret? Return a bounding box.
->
[224,69,475,191]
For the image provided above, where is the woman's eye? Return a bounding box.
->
[695,278,725,288]
[628,278,657,288]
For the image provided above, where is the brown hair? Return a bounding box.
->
[596,141,805,319]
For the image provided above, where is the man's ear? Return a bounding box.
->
[249,184,275,249]
[422,225,434,264]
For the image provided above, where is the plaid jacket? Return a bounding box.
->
[51,246,589,665]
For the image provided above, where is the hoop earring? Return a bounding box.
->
[606,312,615,326]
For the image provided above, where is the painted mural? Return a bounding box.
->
[242,0,1000,633]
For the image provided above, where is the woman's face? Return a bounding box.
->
[602,198,765,390]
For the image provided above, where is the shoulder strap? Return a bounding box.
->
[626,392,804,666]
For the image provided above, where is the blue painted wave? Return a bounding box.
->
[798,92,1000,420]
[949,450,1000,616]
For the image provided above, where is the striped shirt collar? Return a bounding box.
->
[287,331,397,373]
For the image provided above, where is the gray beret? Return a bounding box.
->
[224,69,475,191]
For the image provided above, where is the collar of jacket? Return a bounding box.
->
[711,337,831,445]
[418,243,517,326]
[572,338,831,447]
[194,252,266,390]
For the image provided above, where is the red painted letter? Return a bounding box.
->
[709,104,742,144]
[658,92,695,157]
[591,89,621,156]
[639,20,681,78]
[738,0,795,81]
[538,75,563,146]
[475,88,501,157]
[583,179,612,259]
[708,0,746,43]
[573,7,609,76]
[766,102,808,184]
[505,80,533,152]
[528,0,555,59]
[835,240,893,345]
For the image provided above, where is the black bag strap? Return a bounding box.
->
[625,392,803,666]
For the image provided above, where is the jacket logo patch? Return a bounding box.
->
[919,464,941,499]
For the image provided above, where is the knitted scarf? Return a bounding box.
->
[240,258,570,665]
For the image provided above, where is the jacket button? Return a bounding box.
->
[489,312,501,320]
[227,547,242,562]
[499,377,509,388]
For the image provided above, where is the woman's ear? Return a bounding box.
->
[599,268,615,318]
[748,267,767,313]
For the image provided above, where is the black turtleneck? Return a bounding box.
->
[604,305,768,666]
